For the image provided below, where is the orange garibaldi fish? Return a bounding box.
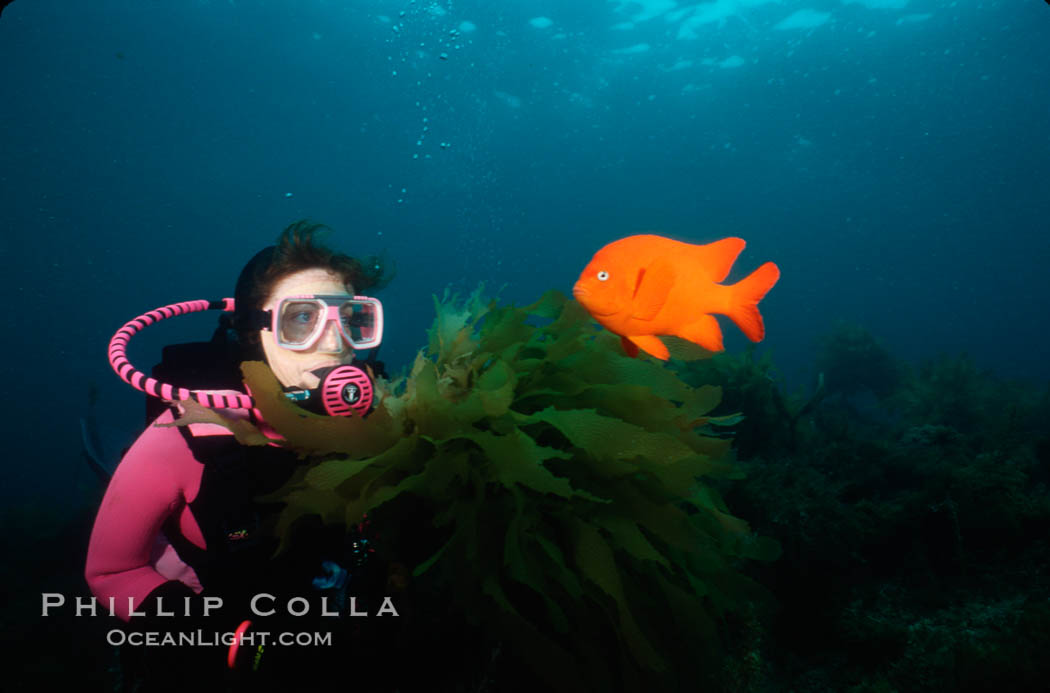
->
[572,234,780,360]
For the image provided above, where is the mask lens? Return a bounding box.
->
[278,300,324,346]
[340,301,376,344]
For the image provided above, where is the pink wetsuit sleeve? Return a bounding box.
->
[85,410,204,621]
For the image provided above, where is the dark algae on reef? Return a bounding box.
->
[672,323,1050,692]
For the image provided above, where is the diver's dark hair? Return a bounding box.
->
[225,220,394,358]
[245,219,391,306]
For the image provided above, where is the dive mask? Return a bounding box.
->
[271,294,383,352]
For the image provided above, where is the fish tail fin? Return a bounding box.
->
[726,261,780,342]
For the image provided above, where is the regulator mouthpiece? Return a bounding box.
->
[289,365,374,417]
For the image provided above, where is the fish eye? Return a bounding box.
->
[597,270,609,281]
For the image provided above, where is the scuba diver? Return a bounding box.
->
[84,221,426,692]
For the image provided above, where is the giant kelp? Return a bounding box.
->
[229,287,780,691]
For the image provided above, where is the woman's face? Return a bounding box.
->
[261,268,355,389]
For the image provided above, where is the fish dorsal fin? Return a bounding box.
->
[692,237,746,282]
[631,256,675,321]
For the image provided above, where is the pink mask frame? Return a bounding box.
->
[272,294,384,352]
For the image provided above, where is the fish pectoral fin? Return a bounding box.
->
[620,336,640,358]
[625,335,670,360]
[677,315,725,353]
[631,257,675,321]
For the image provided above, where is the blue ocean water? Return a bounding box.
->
[1,0,1047,502]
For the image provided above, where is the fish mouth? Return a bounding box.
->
[571,284,595,302]
[572,286,616,316]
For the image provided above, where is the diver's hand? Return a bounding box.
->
[152,540,202,593]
